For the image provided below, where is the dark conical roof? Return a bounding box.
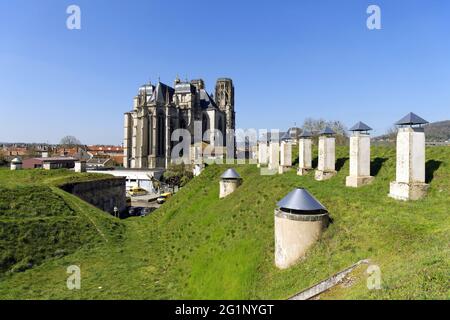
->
[299,130,313,138]
[277,188,327,212]
[221,168,241,179]
[280,131,291,141]
[11,157,22,164]
[395,112,428,126]
[349,121,373,131]
[318,126,335,135]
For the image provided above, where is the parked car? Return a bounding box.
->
[128,206,142,216]
[128,187,148,197]
[156,192,172,204]
[140,207,153,217]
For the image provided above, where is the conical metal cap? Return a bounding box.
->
[318,126,335,135]
[277,188,327,212]
[349,121,372,132]
[220,168,241,179]
[299,130,313,138]
[280,131,291,140]
[11,157,22,164]
[395,112,428,126]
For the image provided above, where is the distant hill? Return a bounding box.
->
[375,120,450,143]
[424,120,450,142]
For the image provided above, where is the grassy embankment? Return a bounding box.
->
[0,170,123,274]
[0,146,448,299]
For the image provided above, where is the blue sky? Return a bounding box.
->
[0,0,449,144]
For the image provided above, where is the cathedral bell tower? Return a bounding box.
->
[215,78,235,131]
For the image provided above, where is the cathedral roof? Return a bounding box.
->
[150,82,175,104]
[139,83,154,96]
[199,89,218,110]
[175,82,195,94]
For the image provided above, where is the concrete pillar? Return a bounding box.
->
[268,142,280,172]
[315,129,337,181]
[257,142,268,168]
[389,127,429,200]
[279,141,292,174]
[74,161,86,173]
[346,132,374,187]
[297,136,312,176]
[219,168,242,198]
[10,158,22,171]
[274,188,329,269]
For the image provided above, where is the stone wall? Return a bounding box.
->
[60,177,126,214]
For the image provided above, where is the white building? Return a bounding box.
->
[88,169,164,193]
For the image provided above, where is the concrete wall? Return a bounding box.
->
[60,177,126,214]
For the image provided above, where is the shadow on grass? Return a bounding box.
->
[336,157,349,171]
[425,160,442,183]
[371,157,388,176]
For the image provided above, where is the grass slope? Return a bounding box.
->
[0,147,448,299]
[0,170,123,275]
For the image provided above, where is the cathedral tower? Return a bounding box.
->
[215,78,235,131]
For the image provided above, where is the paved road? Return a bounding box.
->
[129,193,161,208]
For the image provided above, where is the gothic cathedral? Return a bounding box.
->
[123,77,235,169]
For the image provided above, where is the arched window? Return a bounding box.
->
[157,113,165,156]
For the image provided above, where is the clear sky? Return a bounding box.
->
[0,0,449,145]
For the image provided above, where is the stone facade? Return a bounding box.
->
[346,132,374,187]
[124,78,235,169]
[60,177,127,214]
[389,127,429,200]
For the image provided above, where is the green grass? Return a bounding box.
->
[0,169,124,275]
[0,147,448,299]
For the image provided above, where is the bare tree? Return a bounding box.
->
[60,135,82,147]
[385,126,397,141]
[302,118,348,145]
